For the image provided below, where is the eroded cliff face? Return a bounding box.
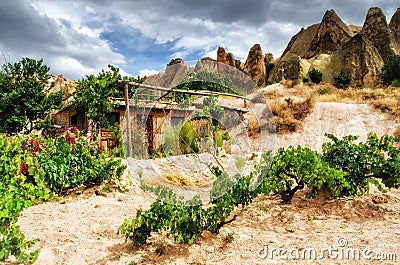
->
[389,8,400,54]
[306,9,353,58]
[268,7,399,86]
[147,7,399,88]
[360,7,395,62]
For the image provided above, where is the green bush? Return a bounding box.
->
[179,121,200,154]
[266,146,349,203]
[315,86,332,95]
[39,130,125,194]
[120,133,400,247]
[308,68,323,84]
[333,70,352,89]
[392,79,400,87]
[379,54,400,85]
[322,133,400,195]
[0,132,125,262]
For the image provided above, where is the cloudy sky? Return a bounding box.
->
[0,0,398,80]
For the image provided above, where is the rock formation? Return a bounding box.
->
[360,7,395,62]
[268,7,400,86]
[389,8,400,54]
[217,47,228,65]
[305,9,353,58]
[194,57,218,72]
[244,44,267,87]
[145,58,193,87]
[144,7,399,88]
[264,53,275,80]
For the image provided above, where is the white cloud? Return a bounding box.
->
[1,0,398,80]
[0,0,127,80]
[138,69,159,77]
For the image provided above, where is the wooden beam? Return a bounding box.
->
[124,83,132,157]
[117,80,249,100]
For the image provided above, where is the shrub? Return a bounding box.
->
[308,68,323,84]
[333,70,352,89]
[379,54,400,85]
[322,133,400,195]
[179,121,200,154]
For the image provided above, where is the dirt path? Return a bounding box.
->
[8,102,400,265]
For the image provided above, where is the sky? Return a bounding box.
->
[0,0,398,80]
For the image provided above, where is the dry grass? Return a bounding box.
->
[163,173,195,186]
[267,95,315,133]
[313,84,400,117]
[262,83,399,134]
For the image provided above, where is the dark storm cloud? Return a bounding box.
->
[0,0,64,54]
[0,0,398,78]
[0,0,125,79]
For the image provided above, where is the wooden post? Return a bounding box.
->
[124,83,132,157]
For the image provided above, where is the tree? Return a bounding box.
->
[0,58,63,134]
[72,65,143,133]
[379,54,400,85]
[308,68,323,84]
[333,69,352,89]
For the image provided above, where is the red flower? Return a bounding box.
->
[20,161,29,176]
[66,133,76,152]
[23,137,41,156]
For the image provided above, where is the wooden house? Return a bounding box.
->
[51,81,249,157]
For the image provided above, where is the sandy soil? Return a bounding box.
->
[6,101,400,265]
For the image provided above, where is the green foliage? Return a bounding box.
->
[225,232,234,243]
[119,165,259,246]
[0,132,125,262]
[0,58,63,134]
[392,79,400,87]
[120,133,400,247]
[172,71,238,105]
[176,71,237,94]
[322,133,400,195]
[308,68,323,84]
[265,146,349,203]
[72,65,121,131]
[163,122,182,156]
[333,69,352,89]
[178,121,200,154]
[203,95,224,123]
[234,156,246,171]
[0,135,51,263]
[379,54,400,85]
[38,129,125,194]
[72,66,144,132]
[314,86,332,95]
[111,122,125,157]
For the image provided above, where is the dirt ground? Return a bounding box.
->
[7,100,400,265]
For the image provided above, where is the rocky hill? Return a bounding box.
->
[268,7,400,87]
[148,7,399,89]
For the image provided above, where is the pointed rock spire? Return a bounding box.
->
[306,9,352,58]
[361,7,394,61]
[244,44,266,87]
[389,8,400,53]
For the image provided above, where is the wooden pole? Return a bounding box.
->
[124,83,132,157]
